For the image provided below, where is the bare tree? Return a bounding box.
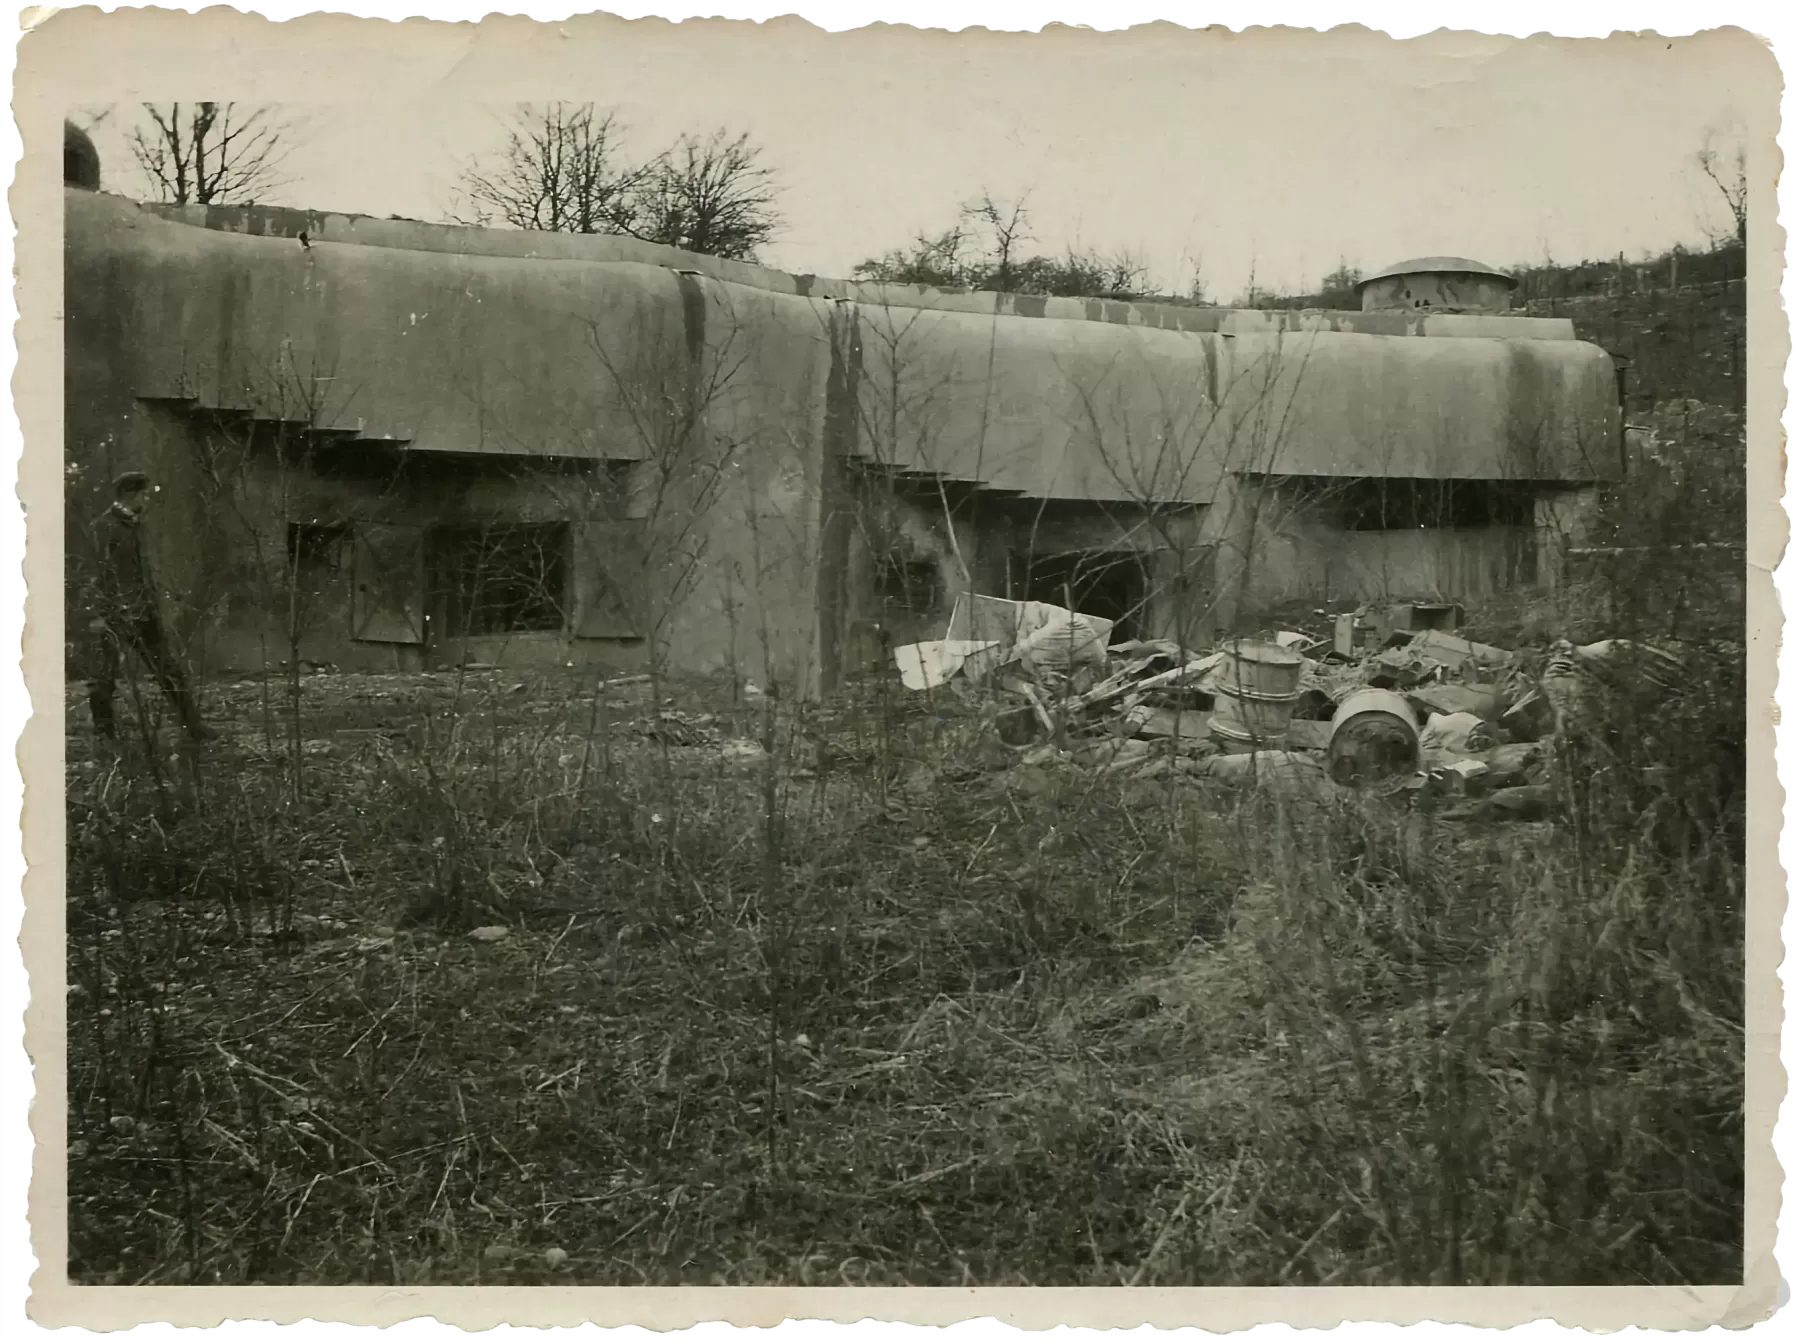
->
[128,103,296,206]
[454,103,647,234]
[630,128,784,261]
[179,354,368,798]
[961,191,1033,293]
[455,111,783,261]
[1236,255,1268,310]
[1062,318,1329,646]
[1697,131,1748,247]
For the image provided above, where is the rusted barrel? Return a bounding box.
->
[1327,688,1421,785]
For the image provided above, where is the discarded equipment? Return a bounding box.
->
[1408,629,1514,672]
[1327,689,1421,786]
[943,593,1114,674]
[1191,748,1334,801]
[887,580,1660,818]
[1418,710,1498,761]
[894,639,1004,692]
[1333,601,1464,656]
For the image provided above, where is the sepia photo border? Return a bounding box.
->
[12,8,1788,1330]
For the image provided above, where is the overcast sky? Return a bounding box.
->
[77,26,1751,299]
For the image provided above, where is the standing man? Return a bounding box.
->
[85,471,216,743]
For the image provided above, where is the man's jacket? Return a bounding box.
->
[90,502,159,627]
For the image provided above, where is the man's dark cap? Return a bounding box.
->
[113,471,151,492]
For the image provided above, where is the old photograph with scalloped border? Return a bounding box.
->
[58,23,1758,1291]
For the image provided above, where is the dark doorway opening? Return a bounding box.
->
[873,554,942,617]
[1014,550,1148,642]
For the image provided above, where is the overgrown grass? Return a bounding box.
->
[65,629,1744,1286]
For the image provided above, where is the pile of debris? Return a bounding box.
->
[893,594,1688,817]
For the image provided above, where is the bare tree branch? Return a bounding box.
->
[454,103,648,235]
[454,110,784,261]
[128,103,297,206]
[1697,132,1748,247]
[628,128,784,261]
[962,191,1033,293]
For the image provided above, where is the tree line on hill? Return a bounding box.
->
[83,101,1748,310]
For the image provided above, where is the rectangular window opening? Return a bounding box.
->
[428,522,569,638]
[1302,479,1536,531]
[287,521,349,572]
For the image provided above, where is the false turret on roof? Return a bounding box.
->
[1355,256,1518,314]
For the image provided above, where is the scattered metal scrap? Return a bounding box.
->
[893,596,1690,816]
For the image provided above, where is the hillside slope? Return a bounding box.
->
[1523,278,1745,415]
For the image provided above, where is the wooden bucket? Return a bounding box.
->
[1218,639,1305,698]
[1210,640,1305,751]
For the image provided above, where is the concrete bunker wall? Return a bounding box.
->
[71,397,833,687]
[67,188,1625,688]
[65,192,837,690]
[1200,474,1608,617]
[76,404,653,676]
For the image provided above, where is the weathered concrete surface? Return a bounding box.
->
[1534,486,1604,590]
[69,190,795,458]
[1216,331,1621,482]
[1199,476,1540,621]
[67,193,833,690]
[1245,516,1537,608]
[66,187,1626,685]
[144,198,1578,340]
[843,297,1614,500]
[1359,271,1517,314]
[83,191,1616,492]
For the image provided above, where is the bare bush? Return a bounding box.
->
[855,190,1147,298]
